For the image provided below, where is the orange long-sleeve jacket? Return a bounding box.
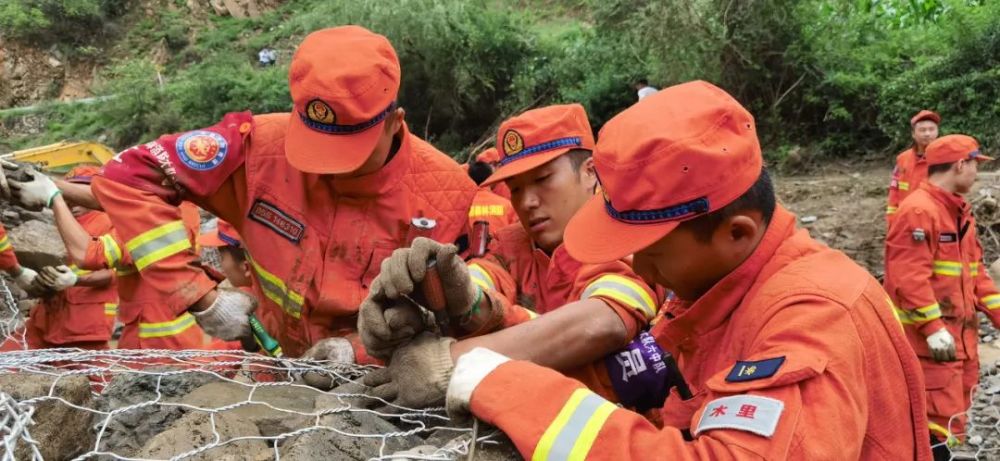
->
[467,223,661,402]
[0,224,19,272]
[76,203,208,349]
[467,188,519,234]
[884,182,1000,359]
[465,207,930,460]
[92,112,476,359]
[887,147,928,216]
[26,211,118,345]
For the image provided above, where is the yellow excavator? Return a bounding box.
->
[0,141,115,172]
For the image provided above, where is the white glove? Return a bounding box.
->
[36,265,77,292]
[927,327,957,362]
[11,266,37,291]
[191,288,256,340]
[9,168,60,210]
[445,347,511,421]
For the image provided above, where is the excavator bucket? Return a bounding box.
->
[0,141,116,173]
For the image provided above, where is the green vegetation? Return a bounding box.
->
[4,0,1000,165]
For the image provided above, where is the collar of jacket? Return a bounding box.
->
[331,122,414,198]
[921,181,969,217]
[652,205,796,350]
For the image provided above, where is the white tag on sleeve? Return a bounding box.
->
[694,395,784,438]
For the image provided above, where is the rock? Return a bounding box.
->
[9,219,65,269]
[0,374,95,460]
[177,381,319,437]
[984,335,995,343]
[47,56,62,68]
[441,431,523,461]
[969,435,984,446]
[138,411,269,459]
[800,215,818,224]
[93,368,217,456]
[990,258,1000,284]
[985,385,1000,396]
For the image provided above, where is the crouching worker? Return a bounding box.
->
[359,104,669,412]
[383,82,931,460]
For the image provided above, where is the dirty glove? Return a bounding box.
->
[9,168,60,210]
[927,327,957,362]
[374,237,478,317]
[300,337,357,390]
[191,288,256,341]
[363,332,455,408]
[446,347,510,422]
[358,283,433,360]
[35,265,77,292]
[10,266,38,292]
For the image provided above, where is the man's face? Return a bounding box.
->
[334,108,405,178]
[955,159,979,194]
[506,154,596,253]
[220,250,252,288]
[913,121,939,150]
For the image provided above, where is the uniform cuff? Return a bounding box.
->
[448,347,511,412]
[918,319,946,337]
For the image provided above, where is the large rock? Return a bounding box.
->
[0,373,95,460]
[9,218,65,270]
[138,411,271,460]
[93,368,217,456]
[177,381,319,437]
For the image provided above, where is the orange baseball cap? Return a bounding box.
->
[925,134,992,166]
[197,220,242,248]
[481,104,595,187]
[910,110,941,127]
[64,164,101,184]
[476,147,500,164]
[564,81,762,264]
[285,26,401,174]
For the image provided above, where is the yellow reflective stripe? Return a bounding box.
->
[896,302,942,325]
[929,422,959,447]
[115,266,137,276]
[69,264,92,277]
[898,181,910,191]
[248,255,303,319]
[983,294,1000,310]
[932,260,962,277]
[99,234,122,269]
[468,263,496,292]
[532,388,616,461]
[0,236,11,252]
[971,262,980,277]
[524,307,539,319]
[104,303,118,316]
[886,206,898,214]
[581,275,657,320]
[886,297,904,330]
[138,312,196,338]
[125,221,191,270]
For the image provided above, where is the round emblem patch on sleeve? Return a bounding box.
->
[175,130,228,171]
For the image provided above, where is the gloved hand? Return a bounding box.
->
[358,282,433,360]
[300,337,357,390]
[445,347,511,422]
[363,332,455,408]
[9,168,60,210]
[11,266,38,292]
[374,237,478,317]
[191,288,256,341]
[35,265,78,292]
[927,327,957,362]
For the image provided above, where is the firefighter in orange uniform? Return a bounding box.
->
[884,134,1000,456]
[475,147,512,199]
[466,160,518,236]
[887,110,941,217]
[360,104,662,408]
[376,81,930,460]
[10,27,476,361]
[198,220,253,289]
[0,166,115,351]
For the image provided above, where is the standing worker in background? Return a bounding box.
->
[11,26,476,362]
[394,81,929,460]
[0,166,116,352]
[466,160,518,238]
[475,148,511,199]
[360,104,663,410]
[198,220,253,289]
[633,78,658,101]
[884,134,1000,458]
[887,110,941,217]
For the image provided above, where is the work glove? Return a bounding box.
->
[300,337,357,390]
[9,167,60,210]
[191,288,256,341]
[927,327,957,362]
[35,265,77,292]
[445,347,511,422]
[358,282,433,360]
[10,266,38,292]
[363,332,455,408]
[374,237,478,317]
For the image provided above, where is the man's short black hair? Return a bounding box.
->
[468,161,494,185]
[927,161,955,176]
[636,78,649,86]
[219,245,247,263]
[678,168,776,242]
[566,149,592,171]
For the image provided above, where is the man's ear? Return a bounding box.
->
[242,261,252,279]
[390,107,406,134]
[579,156,598,189]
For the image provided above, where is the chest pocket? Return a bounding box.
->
[361,242,397,291]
